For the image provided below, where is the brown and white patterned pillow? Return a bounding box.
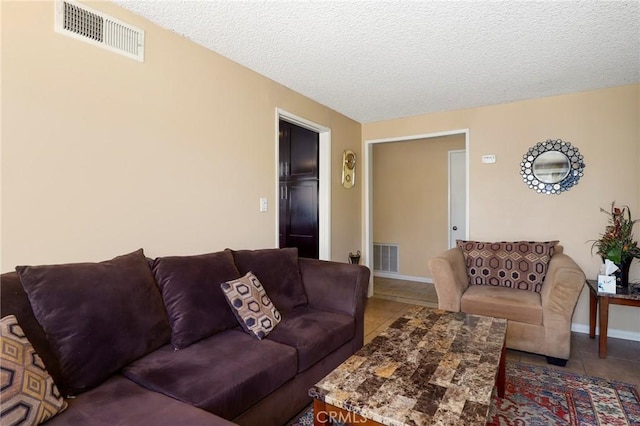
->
[0,315,67,425]
[456,240,558,293]
[221,272,281,340]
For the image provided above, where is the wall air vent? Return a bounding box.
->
[373,243,399,273]
[55,0,144,62]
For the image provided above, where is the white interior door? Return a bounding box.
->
[448,150,466,248]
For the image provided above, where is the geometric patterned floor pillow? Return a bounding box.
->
[0,315,67,425]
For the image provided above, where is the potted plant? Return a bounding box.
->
[592,202,640,288]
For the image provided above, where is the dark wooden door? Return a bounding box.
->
[279,122,318,179]
[279,120,319,259]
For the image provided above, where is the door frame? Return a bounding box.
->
[276,108,331,260]
[363,129,469,296]
[448,149,466,249]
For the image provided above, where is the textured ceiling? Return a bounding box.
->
[114,1,640,123]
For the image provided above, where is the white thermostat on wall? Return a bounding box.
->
[481,155,496,164]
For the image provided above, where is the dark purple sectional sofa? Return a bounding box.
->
[1,247,370,425]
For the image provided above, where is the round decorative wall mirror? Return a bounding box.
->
[520,139,585,195]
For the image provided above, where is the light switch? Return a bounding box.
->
[259,197,268,212]
[482,155,496,164]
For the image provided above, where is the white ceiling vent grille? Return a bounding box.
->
[55,0,144,62]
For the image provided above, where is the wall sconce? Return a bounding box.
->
[342,150,356,189]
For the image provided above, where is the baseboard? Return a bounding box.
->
[373,272,433,284]
[571,323,640,342]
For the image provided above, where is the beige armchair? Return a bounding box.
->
[428,244,585,366]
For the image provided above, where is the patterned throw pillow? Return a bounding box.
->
[221,272,281,340]
[0,315,67,425]
[456,240,558,293]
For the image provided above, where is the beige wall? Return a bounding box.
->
[373,135,465,278]
[363,84,640,339]
[2,1,638,339]
[1,1,361,270]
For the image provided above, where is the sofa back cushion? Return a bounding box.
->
[0,271,64,391]
[456,240,558,293]
[152,250,242,349]
[231,248,307,312]
[15,249,170,396]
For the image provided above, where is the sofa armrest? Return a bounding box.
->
[298,259,370,350]
[540,252,585,359]
[428,247,469,312]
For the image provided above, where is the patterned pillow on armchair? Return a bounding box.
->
[456,240,558,293]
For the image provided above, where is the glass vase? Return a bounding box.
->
[616,258,633,289]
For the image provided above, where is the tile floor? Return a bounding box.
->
[373,277,438,307]
[365,294,640,389]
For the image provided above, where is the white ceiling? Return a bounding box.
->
[114,1,640,123]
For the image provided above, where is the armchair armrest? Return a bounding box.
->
[540,252,586,359]
[428,247,469,312]
[298,259,370,350]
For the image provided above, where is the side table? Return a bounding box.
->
[585,279,640,358]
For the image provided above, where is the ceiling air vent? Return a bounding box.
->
[55,0,144,62]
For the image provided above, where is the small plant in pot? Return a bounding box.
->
[591,202,640,288]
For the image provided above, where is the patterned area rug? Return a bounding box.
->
[489,362,639,426]
[290,361,640,425]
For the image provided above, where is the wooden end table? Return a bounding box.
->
[586,279,640,358]
[310,306,507,426]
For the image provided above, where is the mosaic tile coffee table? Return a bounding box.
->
[309,306,507,426]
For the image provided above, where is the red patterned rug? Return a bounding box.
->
[488,362,639,425]
[291,361,640,425]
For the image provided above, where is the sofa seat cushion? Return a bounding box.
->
[44,375,234,426]
[122,329,297,420]
[461,285,543,325]
[266,306,355,372]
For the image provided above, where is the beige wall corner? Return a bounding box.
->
[363,84,640,340]
[1,1,360,269]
